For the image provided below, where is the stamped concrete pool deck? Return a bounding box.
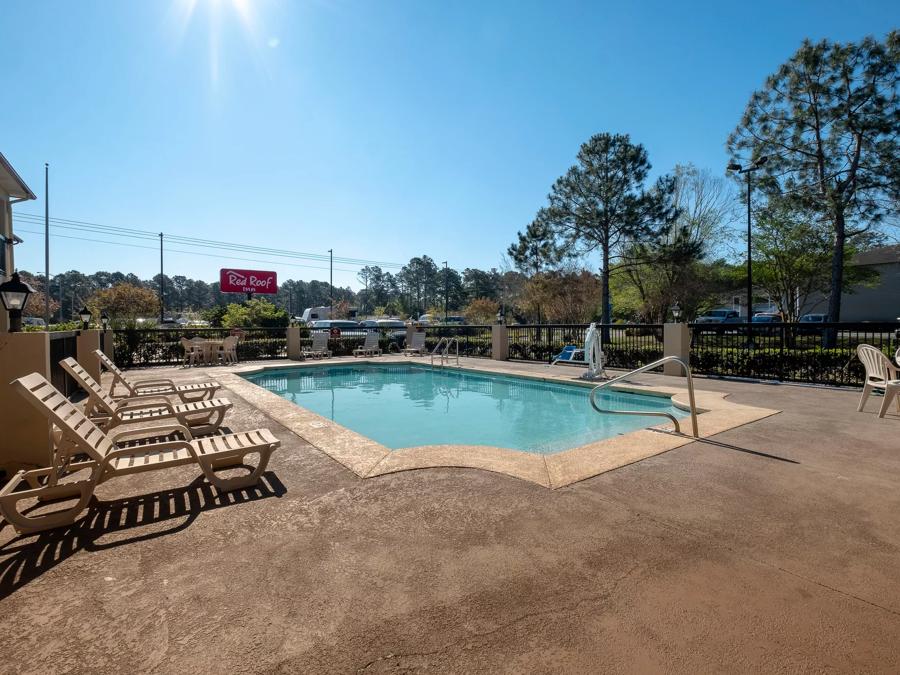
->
[2,357,899,673]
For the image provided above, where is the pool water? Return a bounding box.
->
[244,364,687,455]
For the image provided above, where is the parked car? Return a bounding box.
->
[797,313,828,335]
[22,317,47,328]
[693,309,742,334]
[750,313,781,335]
[310,320,363,337]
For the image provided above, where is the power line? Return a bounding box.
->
[14,227,363,274]
[13,212,405,268]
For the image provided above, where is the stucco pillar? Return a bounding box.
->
[102,330,115,360]
[491,324,509,361]
[287,326,302,360]
[0,331,53,472]
[77,330,103,383]
[663,323,690,376]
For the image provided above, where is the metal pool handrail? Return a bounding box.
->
[589,356,699,437]
[431,337,460,368]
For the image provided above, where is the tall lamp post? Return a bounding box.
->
[727,155,767,346]
[442,261,448,323]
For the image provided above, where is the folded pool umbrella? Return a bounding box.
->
[580,322,606,380]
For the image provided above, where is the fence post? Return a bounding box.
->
[286,326,302,360]
[77,329,103,383]
[663,323,690,376]
[492,324,509,361]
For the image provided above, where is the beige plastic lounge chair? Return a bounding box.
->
[94,349,221,402]
[0,372,280,535]
[856,344,900,418]
[60,357,232,434]
[401,331,427,356]
[353,331,382,358]
[302,332,332,359]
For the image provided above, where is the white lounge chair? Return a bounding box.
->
[401,331,427,356]
[0,372,280,534]
[60,357,232,434]
[302,332,332,359]
[95,349,221,402]
[353,331,382,357]
[856,344,900,418]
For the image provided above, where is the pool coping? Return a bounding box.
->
[215,357,780,489]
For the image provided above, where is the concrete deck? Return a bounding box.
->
[2,357,899,673]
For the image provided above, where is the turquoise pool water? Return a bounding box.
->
[244,364,687,455]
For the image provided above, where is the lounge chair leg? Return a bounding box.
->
[857,383,872,412]
[0,480,94,535]
[197,447,274,491]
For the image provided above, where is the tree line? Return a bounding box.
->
[507,31,898,325]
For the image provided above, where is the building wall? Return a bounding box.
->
[801,262,900,321]
[840,262,900,322]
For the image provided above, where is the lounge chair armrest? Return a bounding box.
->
[114,397,175,413]
[105,440,194,461]
[109,423,195,445]
[132,378,177,389]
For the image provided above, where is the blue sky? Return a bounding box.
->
[1,0,896,289]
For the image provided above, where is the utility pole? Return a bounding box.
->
[44,163,50,327]
[159,232,164,323]
[328,248,333,317]
[442,261,448,323]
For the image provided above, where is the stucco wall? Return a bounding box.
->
[0,331,53,473]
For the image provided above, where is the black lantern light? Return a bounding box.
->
[78,305,92,330]
[100,311,110,331]
[671,303,682,321]
[0,272,36,332]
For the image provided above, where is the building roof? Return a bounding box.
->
[0,152,36,201]
[853,245,900,266]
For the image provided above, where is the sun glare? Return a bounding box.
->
[169,0,273,86]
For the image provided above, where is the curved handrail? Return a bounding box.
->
[431,337,460,368]
[589,356,699,437]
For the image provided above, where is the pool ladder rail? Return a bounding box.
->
[589,356,699,437]
[431,337,460,368]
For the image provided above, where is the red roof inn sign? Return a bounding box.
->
[219,268,278,295]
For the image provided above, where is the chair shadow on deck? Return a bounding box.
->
[0,470,286,601]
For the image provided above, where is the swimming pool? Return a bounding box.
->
[243,364,687,455]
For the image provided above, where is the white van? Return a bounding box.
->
[301,306,331,325]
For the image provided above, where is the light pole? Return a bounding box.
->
[727,155,767,346]
[442,261,448,323]
[328,249,333,318]
[158,232,164,324]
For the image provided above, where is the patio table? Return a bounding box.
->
[190,339,224,366]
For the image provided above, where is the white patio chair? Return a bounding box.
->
[217,335,239,365]
[856,344,900,417]
[181,337,202,367]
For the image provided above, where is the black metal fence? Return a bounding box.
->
[49,331,79,396]
[507,324,664,368]
[424,325,492,358]
[114,328,288,367]
[689,321,900,387]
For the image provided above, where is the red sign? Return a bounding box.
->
[219,268,278,295]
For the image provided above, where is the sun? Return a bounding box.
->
[169,0,270,85]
